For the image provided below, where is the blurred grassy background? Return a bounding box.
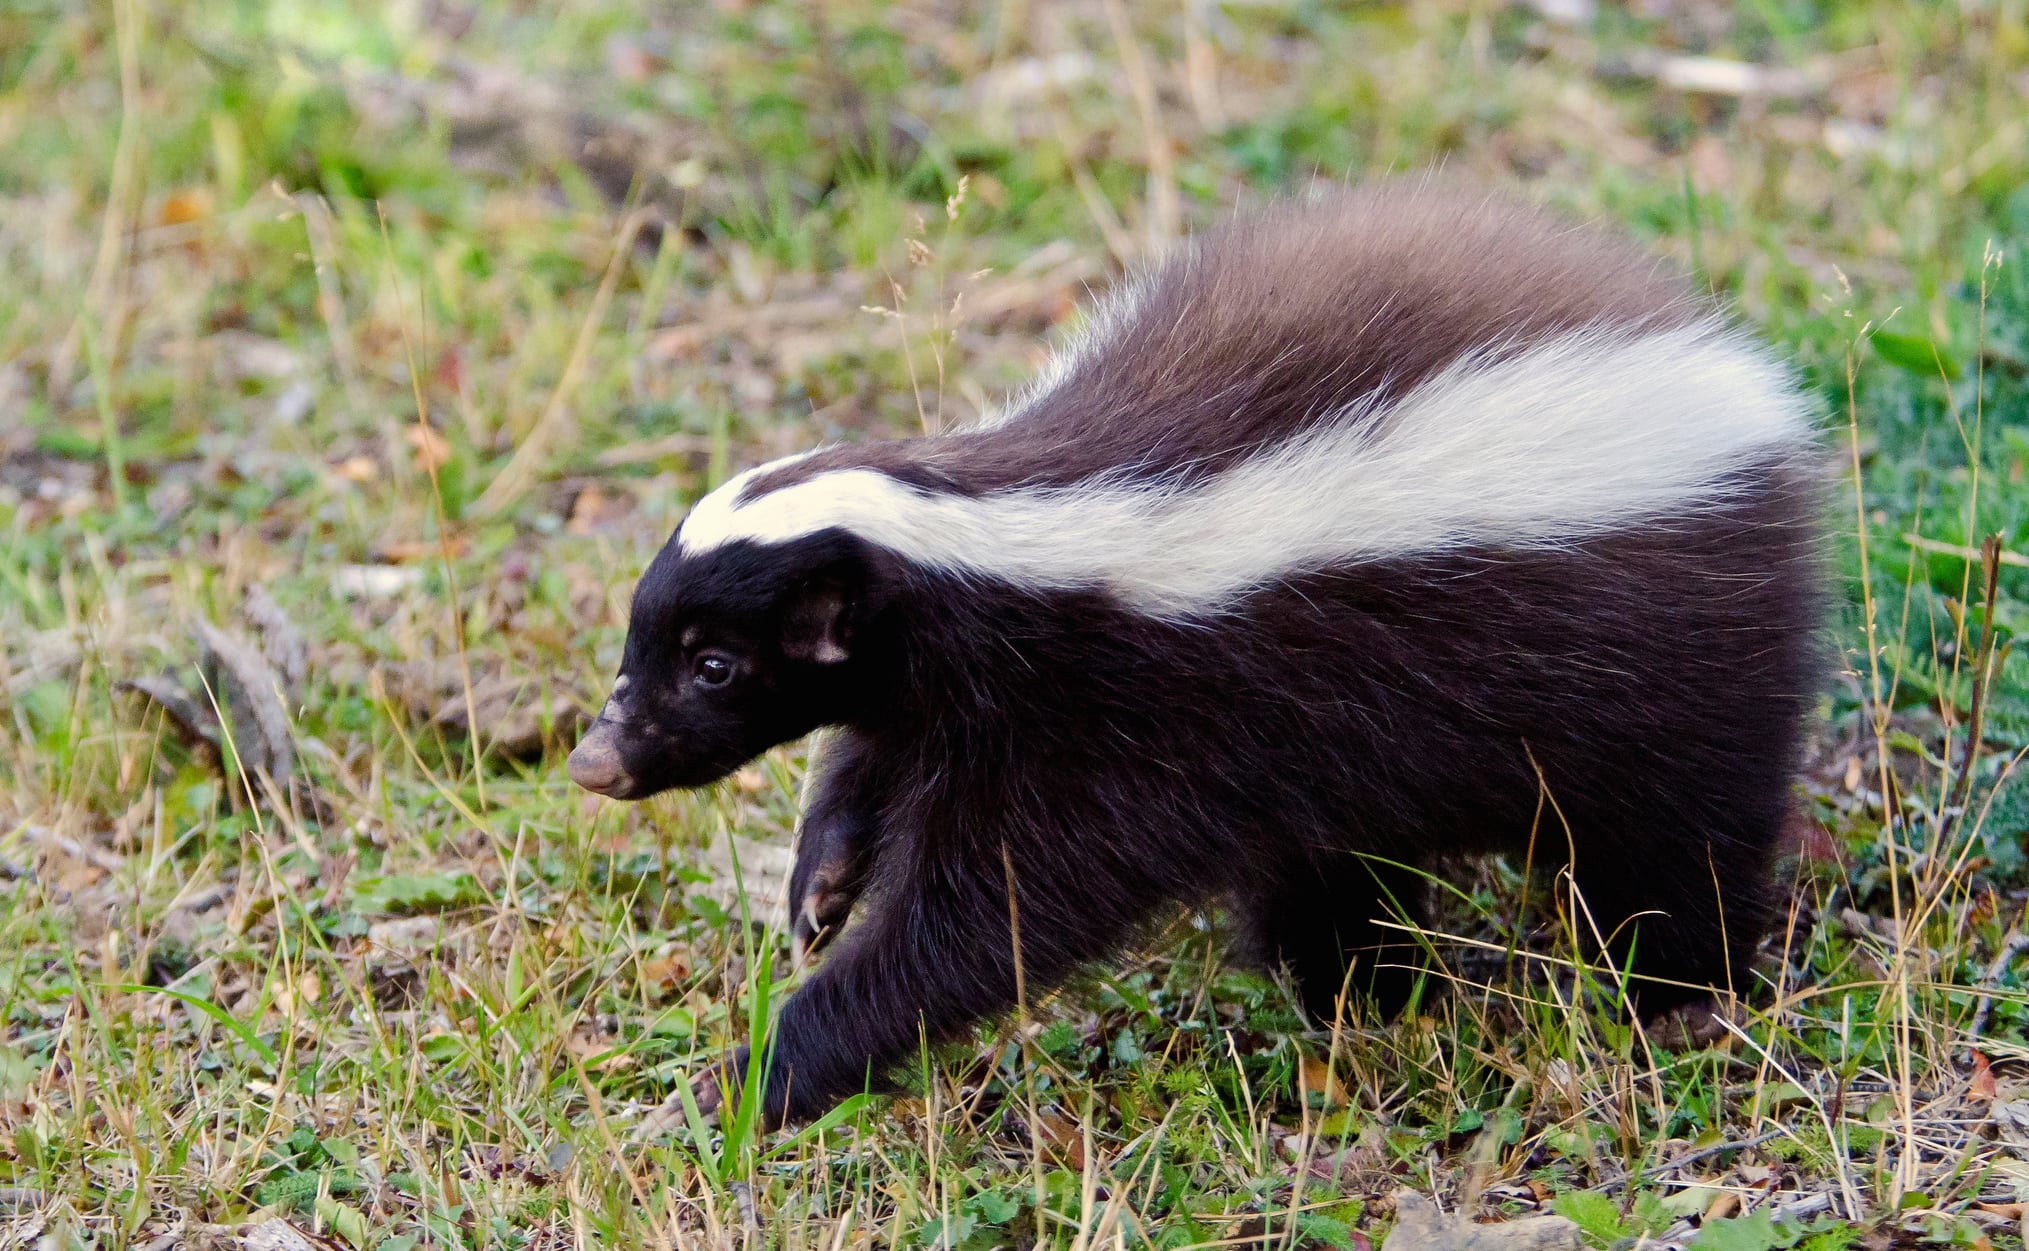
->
[2,1,2028,1247]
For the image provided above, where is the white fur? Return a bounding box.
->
[679,321,1812,617]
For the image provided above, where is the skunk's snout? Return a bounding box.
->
[567,717,635,798]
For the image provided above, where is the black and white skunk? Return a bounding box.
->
[568,182,1824,1124]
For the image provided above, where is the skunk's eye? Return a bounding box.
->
[693,651,736,688]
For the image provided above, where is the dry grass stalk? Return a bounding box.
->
[469,207,649,521]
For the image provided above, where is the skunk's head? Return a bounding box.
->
[568,527,896,800]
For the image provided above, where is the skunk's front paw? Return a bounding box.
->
[688,1047,791,1130]
[789,815,874,961]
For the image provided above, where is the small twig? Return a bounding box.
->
[1938,536,2005,851]
[1903,533,2029,569]
[1004,842,1046,1251]
[1181,0,1225,130]
[1100,0,1179,251]
[1968,928,2029,1041]
[1652,1192,1836,1249]
[51,0,143,399]
[469,207,648,520]
[297,193,379,457]
[1627,1130,1787,1185]
[17,824,124,874]
[1045,104,1136,267]
[730,1180,762,1239]
[0,1188,53,1210]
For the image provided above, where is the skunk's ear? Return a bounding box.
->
[780,576,852,664]
[780,538,898,665]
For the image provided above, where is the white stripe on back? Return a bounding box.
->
[678,321,1811,617]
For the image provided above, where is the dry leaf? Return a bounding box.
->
[366,915,446,956]
[122,612,303,804]
[406,423,452,470]
[374,537,468,563]
[1992,1100,2029,1147]
[640,951,690,997]
[1299,1053,1348,1110]
[1382,1191,1581,1251]
[240,1219,346,1251]
[194,619,295,787]
[332,565,423,598]
[158,187,211,228]
[1026,1108,1087,1169]
[387,657,587,759]
[1300,1142,1380,1182]
[566,484,613,534]
[1787,811,1841,866]
[242,586,307,702]
[271,970,322,1017]
[1972,1050,1999,1101]
[567,1029,632,1070]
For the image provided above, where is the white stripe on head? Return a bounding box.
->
[678,321,1812,617]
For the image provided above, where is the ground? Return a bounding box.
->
[2,1,2028,1248]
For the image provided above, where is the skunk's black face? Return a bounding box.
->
[568,531,893,800]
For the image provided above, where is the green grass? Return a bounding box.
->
[2,1,2027,1247]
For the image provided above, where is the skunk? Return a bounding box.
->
[568,182,1824,1124]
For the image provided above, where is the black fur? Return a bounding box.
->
[571,186,1825,1125]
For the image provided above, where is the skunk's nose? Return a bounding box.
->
[567,722,632,797]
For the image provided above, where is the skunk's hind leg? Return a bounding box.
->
[1560,825,1777,1018]
[1241,854,1431,1027]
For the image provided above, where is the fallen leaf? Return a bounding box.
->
[1299,1053,1348,1110]
[271,969,322,1017]
[1992,1100,2029,1147]
[242,586,307,702]
[1972,1050,1999,1101]
[374,537,468,563]
[1383,1191,1582,1251]
[122,612,303,805]
[406,423,452,470]
[158,187,212,227]
[332,565,424,598]
[433,345,465,392]
[1025,1107,1087,1170]
[240,1218,346,1250]
[195,619,295,788]
[567,484,610,534]
[604,36,666,82]
[567,1029,632,1070]
[1300,1142,1379,1182]
[386,657,587,759]
[640,951,690,996]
